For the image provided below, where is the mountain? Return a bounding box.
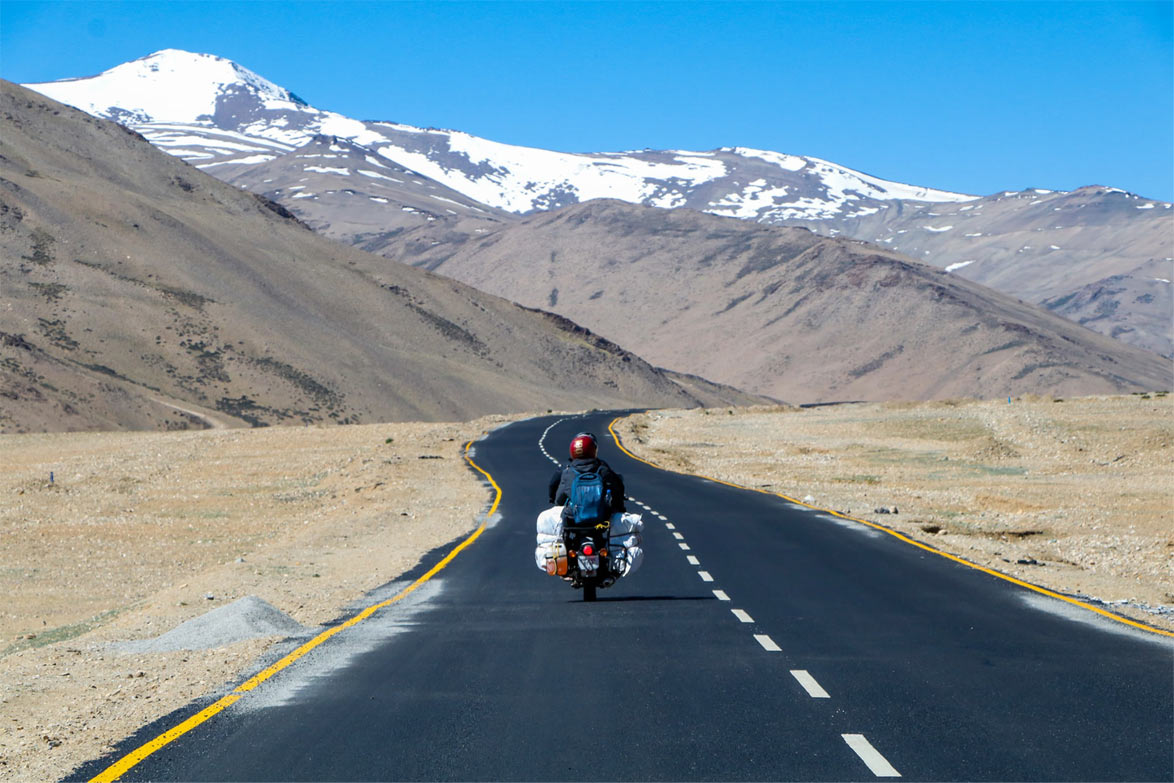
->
[24,49,1172,356]
[22,50,974,219]
[222,133,511,251]
[395,200,1170,403]
[784,186,1173,357]
[0,81,760,432]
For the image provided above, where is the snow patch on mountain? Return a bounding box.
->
[358,169,404,182]
[145,124,295,150]
[809,158,973,204]
[318,114,386,147]
[727,147,807,171]
[709,179,792,219]
[371,130,733,213]
[198,154,275,168]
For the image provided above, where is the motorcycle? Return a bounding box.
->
[558,518,615,602]
[537,505,643,602]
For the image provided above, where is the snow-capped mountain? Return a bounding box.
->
[21,49,1172,357]
[24,49,976,223]
[25,48,309,126]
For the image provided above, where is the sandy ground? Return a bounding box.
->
[0,414,518,782]
[615,394,1173,634]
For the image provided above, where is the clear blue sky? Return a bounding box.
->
[2,1,1171,200]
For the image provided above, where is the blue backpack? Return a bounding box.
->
[568,471,609,526]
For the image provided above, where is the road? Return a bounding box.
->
[75,412,1173,781]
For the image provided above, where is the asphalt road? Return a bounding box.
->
[77,412,1173,782]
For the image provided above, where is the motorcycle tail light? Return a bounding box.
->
[582,544,594,556]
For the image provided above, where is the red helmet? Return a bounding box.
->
[569,432,597,460]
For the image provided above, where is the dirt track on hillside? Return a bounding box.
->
[616,394,1173,634]
[0,416,515,781]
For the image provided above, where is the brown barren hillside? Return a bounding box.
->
[392,200,1171,403]
[0,82,758,432]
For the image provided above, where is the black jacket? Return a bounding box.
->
[548,457,627,514]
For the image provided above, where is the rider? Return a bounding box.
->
[548,432,627,517]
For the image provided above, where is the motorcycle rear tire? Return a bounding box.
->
[583,580,597,602]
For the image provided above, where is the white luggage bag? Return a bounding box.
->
[534,507,644,578]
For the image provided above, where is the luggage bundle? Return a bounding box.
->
[534,506,645,578]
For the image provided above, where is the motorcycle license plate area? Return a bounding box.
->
[578,554,600,572]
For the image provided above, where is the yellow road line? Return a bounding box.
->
[91,438,502,782]
[607,416,1174,639]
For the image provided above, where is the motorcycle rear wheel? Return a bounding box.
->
[583,580,597,602]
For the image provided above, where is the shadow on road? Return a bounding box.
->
[571,595,717,603]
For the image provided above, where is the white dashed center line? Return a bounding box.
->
[754,634,781,652]
[731,609,754,623]
[842,734,900,777]
[546,421,847,725]
[790,670,830,698]
[542,423,849,759]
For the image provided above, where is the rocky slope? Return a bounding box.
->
[222,133,512,250]
[0,82,758,432]
[792,187,1173,357]
[396,200,1171,403]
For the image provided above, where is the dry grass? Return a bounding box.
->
[617,394,1173,632]
[0,415,517,781]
